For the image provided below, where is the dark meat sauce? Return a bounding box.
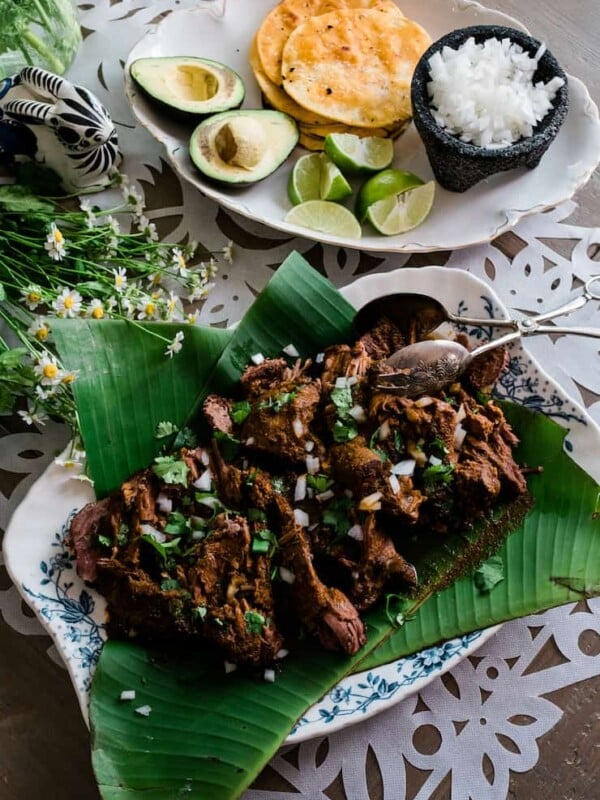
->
[69,317,527,670]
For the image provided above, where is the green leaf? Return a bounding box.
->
[0,184,55,214]
[52,320,232,497]
[151,456,189,487]
[0,347,27,369]
[473,555,504,593]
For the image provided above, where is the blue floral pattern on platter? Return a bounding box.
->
[7,267,597,742]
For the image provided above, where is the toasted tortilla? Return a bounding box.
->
[256,0,400,85]
[281,6,431,128]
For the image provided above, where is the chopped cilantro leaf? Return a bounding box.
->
[322,496,353,539]
[384,593,411,626]
[231,400,251,424]
[244,610,266,634]
[160,578,181,591]
[164,511,190,536]
[155,420,178,439]
[474,555,504,594]
[393,429,404,454]
[97,533,112,549]
[141,534,182,564]
[252,539,270,554]
[258,390,297,413]
[422,462,454,486]
[475,390,491,405]
[330,384,353,417]
[306,474,334,494]
[194,491,227,516]
[173,426,198,449]
[430,436,449,458]
[271,476,287,493]
[332,419,358,443]
[193,605,207,621]
[245,468,258,486]
[248,508,267,522]
[253,528,278,556]
[152,456,189,487]
[117,523,129,546]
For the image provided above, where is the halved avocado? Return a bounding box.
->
[189,109,299,185]
[129,57,245,121]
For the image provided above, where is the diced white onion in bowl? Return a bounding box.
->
[316,489,335,503]
[415,395,434,408]
[200,448,210,466]
[335,376,348,388]
[315,352,325,364]
[120,689,136,701]
[378,420,391,440]
[250,352,264,365]
[389,473,401,494]
[454,422,468,450]
[245,436,255,446]
[429,455,443,466]
[135,705,152,716]
[358,491,383,511]
[224,660,238,674]
[305,440,315,452]
[276,648,289,659]
[348,404,367,423]
[305,455,320,475]
[347,376,358,386]
[456,403,466,423]
[263,669,276,683]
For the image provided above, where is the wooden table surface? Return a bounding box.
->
[1,2,599,798]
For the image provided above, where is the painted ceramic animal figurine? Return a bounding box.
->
[0,66,122,193]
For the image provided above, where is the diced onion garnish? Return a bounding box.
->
[139,524,166,542]
[305,455,320,475]
[335,376,348,388]
[242,458,249,470]
[315,352,325,364]
[351,570,360,580]
[415,395,434,408]
[224,660,238,674]
[120,690,136,701]
[156,493,172,514]
[389,473,401,494]
[456,403,467,423]
[192,530,206,541]
[135,705,152,717]
[305,440,315,452]
[359,491,383,511]
[276,648,289,659]
[283,343,300,358]
[308,522,319,531]
[344,488,354,499]
[294,474,307,502]
[427,36,565,149]
[250,352,265,365]
[454,422,467,450]
[193,469,212,491]
[391,459,416,477]
[429,454,443,466]
[199,449,210,466]
[292,417,304,438]
[347,376,358,386]
[279,566,296,584]
[348,404,367,423]
[378,420,391,440]
[245,437,255,447]
[347,524,364,541]
[293,508,310,527]
[263,669,276,683]
[197,495,222,510]
[316,489,335,503]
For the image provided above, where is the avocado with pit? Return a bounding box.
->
[189,109,299,185]
[129,57,245,121]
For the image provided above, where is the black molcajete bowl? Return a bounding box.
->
[410,25,569,193]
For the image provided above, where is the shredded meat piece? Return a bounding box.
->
[358,316,407,359]
[203,394,233,435]
[240,358,288,399]
[69,497,116,582]
[274,496,366,656]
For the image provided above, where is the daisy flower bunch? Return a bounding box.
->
[0,173,229,433]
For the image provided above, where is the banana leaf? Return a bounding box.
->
[53,251,600,799]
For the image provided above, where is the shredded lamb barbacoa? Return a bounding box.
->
[69,317,528,670]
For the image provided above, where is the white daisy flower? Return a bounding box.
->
[53,287,82,318]
[165,330,184,358]
[44,222,67,261]
[136,297,159,320]
[221,241,234,264]
[87,299,105,319]
[27,316,50,342]
[113,267,128,293]
[106,215,121,236]
[172,247,189,278]
[34,354,63,386]
[137,215,159,242]
[20,285,43,311]
[18,408,48,427]
[79,198,95,228]
[123,184,144,215]
[186,309,200,325]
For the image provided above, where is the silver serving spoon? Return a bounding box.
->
[353,276,600,339]
[377,320,600,397]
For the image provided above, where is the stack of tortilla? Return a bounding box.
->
[250,0,431,150]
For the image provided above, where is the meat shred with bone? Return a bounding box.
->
[69,316,527,671]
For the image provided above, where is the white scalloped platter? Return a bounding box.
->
[5,266,600,743]
[123,0,600,253]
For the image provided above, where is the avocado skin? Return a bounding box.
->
[130,57,245,124]
[189,110,299,186]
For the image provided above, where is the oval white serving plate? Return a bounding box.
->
[123,0,600,253]
[4,266,600,742]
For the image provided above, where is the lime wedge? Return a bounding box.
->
[356,168,424,222]
[288,153,351,205]
[366,181,436,235]
[285,200,362,239]
[324,133,394,176]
